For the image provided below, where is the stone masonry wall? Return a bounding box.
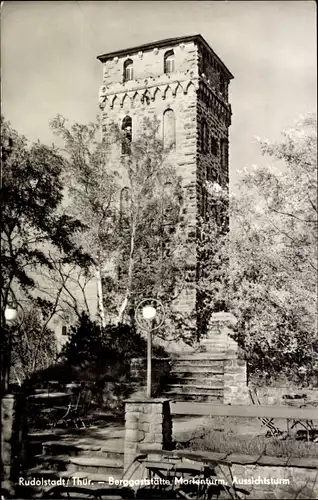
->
[231,461,318,499]
[124,399,172,469]
[1,395,15,493]
[198,313,249,404]
[1,393,27,494]
[130,357,171,397]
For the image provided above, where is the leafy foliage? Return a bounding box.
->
[60,313,166,380]
[50,115,189,332]
[1,116,91,390]
[10,304,58,383]
[199,113,317,384]
[1,116,91,313]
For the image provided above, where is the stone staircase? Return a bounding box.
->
[21,425,125,497]
[162,354,225,402]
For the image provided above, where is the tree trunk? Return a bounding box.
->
[117,212,137,324]
[96,264,106,329]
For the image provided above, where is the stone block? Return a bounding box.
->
[125,429,145,442]
[125,421,140,431]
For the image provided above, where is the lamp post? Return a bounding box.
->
[2,304,23,394]
[135,299,165,399]
[142,305,157,398]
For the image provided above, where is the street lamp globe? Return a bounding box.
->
[142,305,156,321]
[4,307,17,322]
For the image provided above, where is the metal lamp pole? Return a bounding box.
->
[135,299,165,399]
[142,306,157,398]
[2,307,18,394]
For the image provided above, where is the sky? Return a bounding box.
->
[1,0,317,187]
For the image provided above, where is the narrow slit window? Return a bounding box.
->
[201,120,208,153]
[211,136,218,156]
[220,138,229,170]
[121,116,132,155]
[163,109,176,149]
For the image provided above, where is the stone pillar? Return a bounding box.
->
[201,312,239,355]
[124,398,172,470]
[224,358,249,405]
[1,394,15,495]
[200,312,249,405]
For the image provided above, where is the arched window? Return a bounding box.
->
[121,116,132,155]
[123,59,133,82]
[164,50,175,74]
[120,187,131,228]
[163,109,176,149]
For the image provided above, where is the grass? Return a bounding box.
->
[175,416,318,459]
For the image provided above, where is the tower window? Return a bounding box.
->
[123,59,133,82]
[211,136,218,156]
[200,120,208,153]
[164,50,175,74]
[219,75,226,96]
[163,109,176,149]
[220,138,229,170]
[202,187,207,218]
[121,116,132,155]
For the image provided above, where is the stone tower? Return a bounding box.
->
[97,35,233,341]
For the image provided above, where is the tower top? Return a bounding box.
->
[97,34,234,80]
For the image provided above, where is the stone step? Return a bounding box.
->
[166,384,223,393]
[168,377,224,387]
[33,454,124,475]
[171,365,224,374]
[24,466,66,479]
[28,431,62,441]
[162,392,223,402]
[32,454,71,472]
[71,456,124,471]
[42,440,124,460]
[171,354,227,361]
[85,472,123,484]
[172,361,224,369]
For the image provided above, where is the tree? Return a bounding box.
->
[10,303,58,384]
[110,117,188,325]
[199,112,317,383]
[50,115,119,327]
[50,115,189,330]
[60,313,166,381]
[0,116,91,390]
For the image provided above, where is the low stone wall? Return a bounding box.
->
[1,395,15,493]
[198,452,318,499]
[232,461,318,499]
[124,398,172,469]
[130,357,171,397]
[1,392,28,495]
